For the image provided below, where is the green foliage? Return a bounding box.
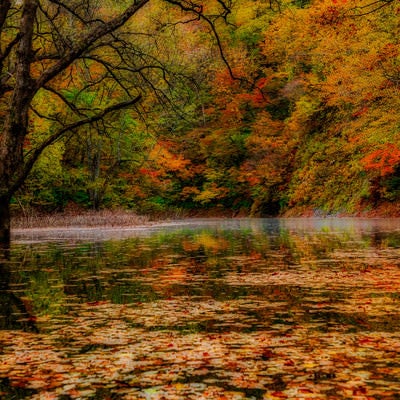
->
[17,143,67,210]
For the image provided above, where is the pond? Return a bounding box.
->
[2,218,400,399]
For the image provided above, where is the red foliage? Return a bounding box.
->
[352,106,368,118]
[361,144,400,176]
[139,168,162,178]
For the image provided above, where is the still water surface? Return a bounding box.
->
[2,218,400,399]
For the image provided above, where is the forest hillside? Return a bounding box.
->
[13,0,400,217]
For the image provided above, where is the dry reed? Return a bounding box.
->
[12,209,150,229]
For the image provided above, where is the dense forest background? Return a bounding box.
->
[13,0,400,217]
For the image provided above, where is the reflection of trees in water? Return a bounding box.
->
[2,223,400,332]
[0,246,38,332]
[365,228,400,248]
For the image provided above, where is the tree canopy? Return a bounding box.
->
[2,0,400,241]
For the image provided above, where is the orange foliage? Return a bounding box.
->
[149,143,191,179]
[361,144,400,177]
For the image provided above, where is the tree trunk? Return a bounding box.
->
[0,197,11,245]
[0,0,38,244]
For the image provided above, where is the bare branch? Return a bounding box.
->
[0,33,22,63]
[0,0,11,33]
[216,0,232,20]
[42,85,87,117]
[164,0,236,80]
[30,104,62,123]
[346,0,395,16]
[0,31,21,95]
[35,0,150,90]
[37,2,73,52]
[47,0,105,25]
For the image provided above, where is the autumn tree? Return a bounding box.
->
[252,0,400,214]
[0,0,232,243]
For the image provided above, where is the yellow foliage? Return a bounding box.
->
[194,232,229,253]
[194,183,230,204]
[180,186,201,200]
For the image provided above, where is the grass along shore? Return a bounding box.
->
[11,209,152,230]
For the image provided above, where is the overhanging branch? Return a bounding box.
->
[35,0,150,90]
[11,95,142,195]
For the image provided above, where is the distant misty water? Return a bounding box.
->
[11,217,400,242]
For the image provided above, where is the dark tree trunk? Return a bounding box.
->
[0,121,25,243]
[0,0,38,244]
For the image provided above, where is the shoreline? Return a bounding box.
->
[11,213,400,244]
[11,209,400,232]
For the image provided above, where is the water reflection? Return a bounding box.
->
[2,218,400,399]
